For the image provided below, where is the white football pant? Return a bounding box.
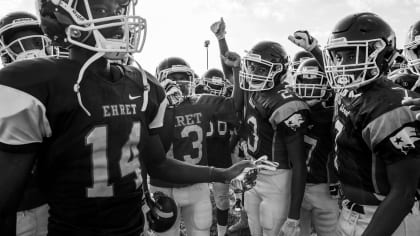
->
[244,169,292,236]
[16,204,49,236]
[337,199,420,236]
[300,183,339,236]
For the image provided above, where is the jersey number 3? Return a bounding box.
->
[86,122,142,198]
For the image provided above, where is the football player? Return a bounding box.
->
[150,57,242,236]
[0,11,56,236]
[0,1,251,236]
[323,12,420,236]
[196,68,235,236]
[291,58,339,236]
[210,18,252,234]
[228,41,309,236]
[290,50,314,75]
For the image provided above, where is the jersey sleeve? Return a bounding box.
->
[268,95,309,135]
[362,105,420,165]
[0,61,52,153]
[143,71,168,133]
[276,109,309,136]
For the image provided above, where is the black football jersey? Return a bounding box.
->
[0,58,166,235]
[151,94,237,188]
[206,118,234,168]
[305,103,334,184]
[244,84,309,168]
[334,77,420,196]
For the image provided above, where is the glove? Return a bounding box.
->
[329,182,341,199]
[210,17,226,40]
[253,155,279,171]
[230,167,259,192]
[288,30,318,51]
[161,79,184,106]
[280,218,300,236]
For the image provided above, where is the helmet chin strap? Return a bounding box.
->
[73,51,105,116]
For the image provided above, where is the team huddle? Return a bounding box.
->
[0,1,420,236]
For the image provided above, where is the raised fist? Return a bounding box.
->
[210,17,226,40]
[288,30,319,51]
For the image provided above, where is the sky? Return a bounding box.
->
[2,0,420,75]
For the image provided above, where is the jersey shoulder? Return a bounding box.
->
[360,78,419,119]
[356,78,419,148]
[0,58,62,88]
[253,85,309,125]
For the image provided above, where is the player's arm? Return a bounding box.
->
[220,51,243,113]
[288,30,324,70]
[142,133,253,184]
[210,17,233,82]
[0,151,36,236]
[362,158,420,236]
[281,119,308,220]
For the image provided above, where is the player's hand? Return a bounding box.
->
[230,167,259,192]
[223,160,255,183]
[210,17,226,40]
[288,30,318,51]
[329,183,341,199]
[161,79,184,106]
[279,218,301,236]
[402,97,420,120]
[221,51,241,69]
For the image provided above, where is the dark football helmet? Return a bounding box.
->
[291,50,313,74]
[404,20,420,76]
[292,58,330,102]
[36,0,146,60]
[240,41,289,91]
[146,191,178,233]
[156,57,195,96]
[0,11,54,65]
[323,12,397,90]
[199,68,227,96]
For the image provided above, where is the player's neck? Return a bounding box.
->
[69,47,111,78]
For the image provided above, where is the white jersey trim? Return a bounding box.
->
[0,85,51,145]
[149,98,168,130]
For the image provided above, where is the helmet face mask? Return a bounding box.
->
[203,76,225,96]
[158,66,195,96]
[293,58,329,102]
[0,12,56,65]
[324,37,385,90]
[239,53,284,91]
[37,0,146,60]
[200,68,227,96]
[239,41,289,91]
[404,33,420,76]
